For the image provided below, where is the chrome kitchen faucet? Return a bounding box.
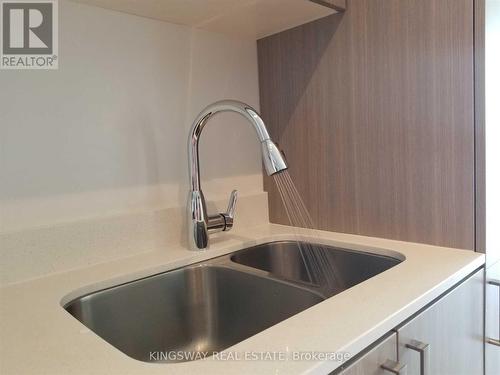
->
[187,100,287,250]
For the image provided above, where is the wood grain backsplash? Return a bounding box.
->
[258,0,475,250]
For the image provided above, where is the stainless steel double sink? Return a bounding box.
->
[64,241,402,363]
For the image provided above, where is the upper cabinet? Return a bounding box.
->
[68,0,345,39]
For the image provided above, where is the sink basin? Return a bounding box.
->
[64,240,403,363]
[64,265,323,363]
[230,241,402,296]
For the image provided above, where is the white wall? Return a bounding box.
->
[486,0,500,265]
[0,0,264,233]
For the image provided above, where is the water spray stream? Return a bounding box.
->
[273,171,345,296]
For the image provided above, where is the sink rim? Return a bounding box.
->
[61,239,406,308]
[230,240,404,267]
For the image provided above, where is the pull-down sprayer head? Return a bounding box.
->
[261,139,288,176]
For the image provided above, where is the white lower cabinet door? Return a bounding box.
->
[486,260,500,375]
[340,332,405,375]
[397,270,484,375]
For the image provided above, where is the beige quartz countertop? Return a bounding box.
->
[0,224,485,375]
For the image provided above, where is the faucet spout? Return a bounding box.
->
[187,100,287,250]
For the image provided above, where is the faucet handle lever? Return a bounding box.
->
[222,190,238,231]
[226,190,238,217]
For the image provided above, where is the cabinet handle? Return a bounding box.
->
[487,279,500,347]
[381,359,407,375]
[406,340,430,375]
[487,338,500,347]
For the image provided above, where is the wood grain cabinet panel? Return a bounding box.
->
[258,0,475,250]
